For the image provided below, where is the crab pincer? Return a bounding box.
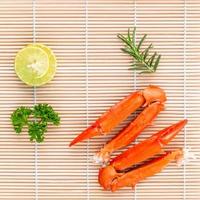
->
[99,150,183,191]
[111,119,187,171]
[69,85,166,147]
[111,149,183,192]
[98,120,187,191]
[94,102,165,164]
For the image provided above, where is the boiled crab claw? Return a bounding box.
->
[98,120,187,191]
[69,85,166,146]
[94,102,164,164]
[99,149,183,192]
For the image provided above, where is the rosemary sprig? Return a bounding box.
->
[118,27,161,73]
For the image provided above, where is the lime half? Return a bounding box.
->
[15,44,57,86]
[28,43,57,86]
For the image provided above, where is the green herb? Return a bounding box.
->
[11,103,60,143]
[34,104,60,125]
[118,27,161,73]
[11,107,32,133]
[28,121,47,143]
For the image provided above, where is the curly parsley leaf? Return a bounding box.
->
[28,121,47,143]
[11,103,60,143]
[11,107,32,133]
[33,103,60,125]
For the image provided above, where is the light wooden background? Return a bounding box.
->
[0,0,199,199]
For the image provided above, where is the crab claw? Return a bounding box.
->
[69,85,166,147]
[69,91,145,146]
[110,149,183,192]
[69,125,100,147]
[98,120,187,191]
[95,102,164,164]
[157,119,188,145]
[98,149,183,192]
[111,119,187,171]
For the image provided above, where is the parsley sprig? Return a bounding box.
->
[118,27,161,73]
[11,104,60,143]
[11,106,32,133]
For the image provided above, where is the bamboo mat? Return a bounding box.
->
[0,0,200,199]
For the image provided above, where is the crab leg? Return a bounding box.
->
[111,149,183,191]
[111,119,187,171]
[69,85,166,146]
[98,120,187,190]
[95,102,164,164]
[98,149,183,191]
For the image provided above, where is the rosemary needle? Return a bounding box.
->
[118,27,161,74]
